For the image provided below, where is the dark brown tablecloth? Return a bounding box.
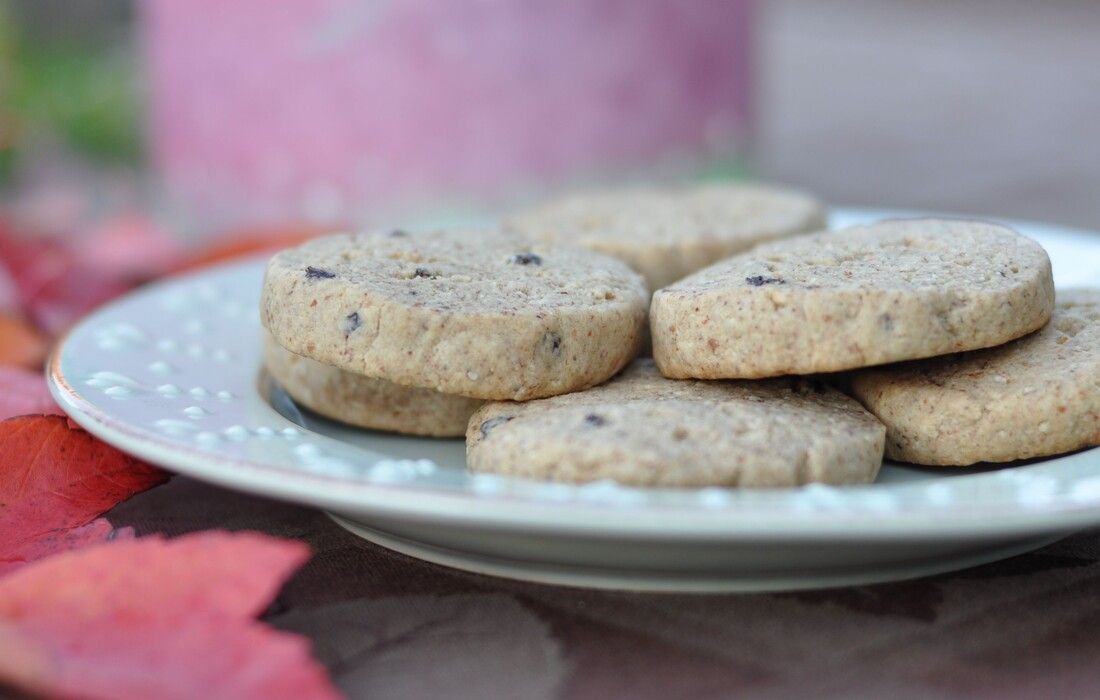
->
[107,477,1100,699]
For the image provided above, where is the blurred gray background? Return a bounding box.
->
[758,0,1100,228]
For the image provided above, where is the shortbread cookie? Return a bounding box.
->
[263,332,481,437]
[652,219,1055,379]
[506,182,826,290]
[467,360,885,487]
[262,229,648,401]
[850,289,1100,465]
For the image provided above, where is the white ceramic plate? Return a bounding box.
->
[49,209,1100,592]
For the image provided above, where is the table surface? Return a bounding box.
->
[108,2,1100,697]
[110,477,1100,699]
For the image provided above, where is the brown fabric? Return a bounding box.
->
[108,477,1100,699]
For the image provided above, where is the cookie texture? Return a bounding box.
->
[263,332,481,437]
[467,360,885,487]
[850,289,1100,466]
[506,183,826,291]
[262,229,648,401]
[652,219,1055,379]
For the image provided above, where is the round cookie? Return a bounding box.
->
[466,360,885,488]
[849,289,1100,466]
[262,229,648,401]
[263,332,481,437]
[652,218,1055,379]
[505,182,826,291]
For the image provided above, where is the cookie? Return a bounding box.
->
[505,182,826,291]
[652,218,1055,379]
[262,229,648,401]
[849,289,1100,465]
[263,332,481,437]
[466,360,885,487]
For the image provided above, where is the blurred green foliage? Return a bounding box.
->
[0,0,140,181]
[0,4,14,180]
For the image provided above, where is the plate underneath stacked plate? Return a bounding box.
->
[49,209,1100,592]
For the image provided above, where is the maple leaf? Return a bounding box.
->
[25,262,133,336]
[0,263,17,314]
[0,532,343,700]
[72,212,184,281]
[0,519,133,576]
[0,223,132,335]
[0,314,49,369]
[0,366,62,419]
[0,415,167,570]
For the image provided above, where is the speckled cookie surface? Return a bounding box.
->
[262,229,648,401]
[652,219,1055,379]
[849,289,1100,466]
[263,332,481,437]
[466,360,885,488]
[505,183,826,291]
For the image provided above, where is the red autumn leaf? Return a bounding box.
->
[0,222,133,335]
[0,366,62,419]
[174,222,341,273]
[24,263,133,336]
[0,224,72,309]
[0,314,49,369]
[73,212,184,280]
[0,415,168,570]
[0,519,133,576]
[0,263,17,314]
[0,532,342,700]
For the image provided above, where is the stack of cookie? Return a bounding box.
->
[262,182,1098,488]
[261,228,650,436]
[647,217,1099,470]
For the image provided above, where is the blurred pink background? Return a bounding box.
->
[145,0,754,229]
